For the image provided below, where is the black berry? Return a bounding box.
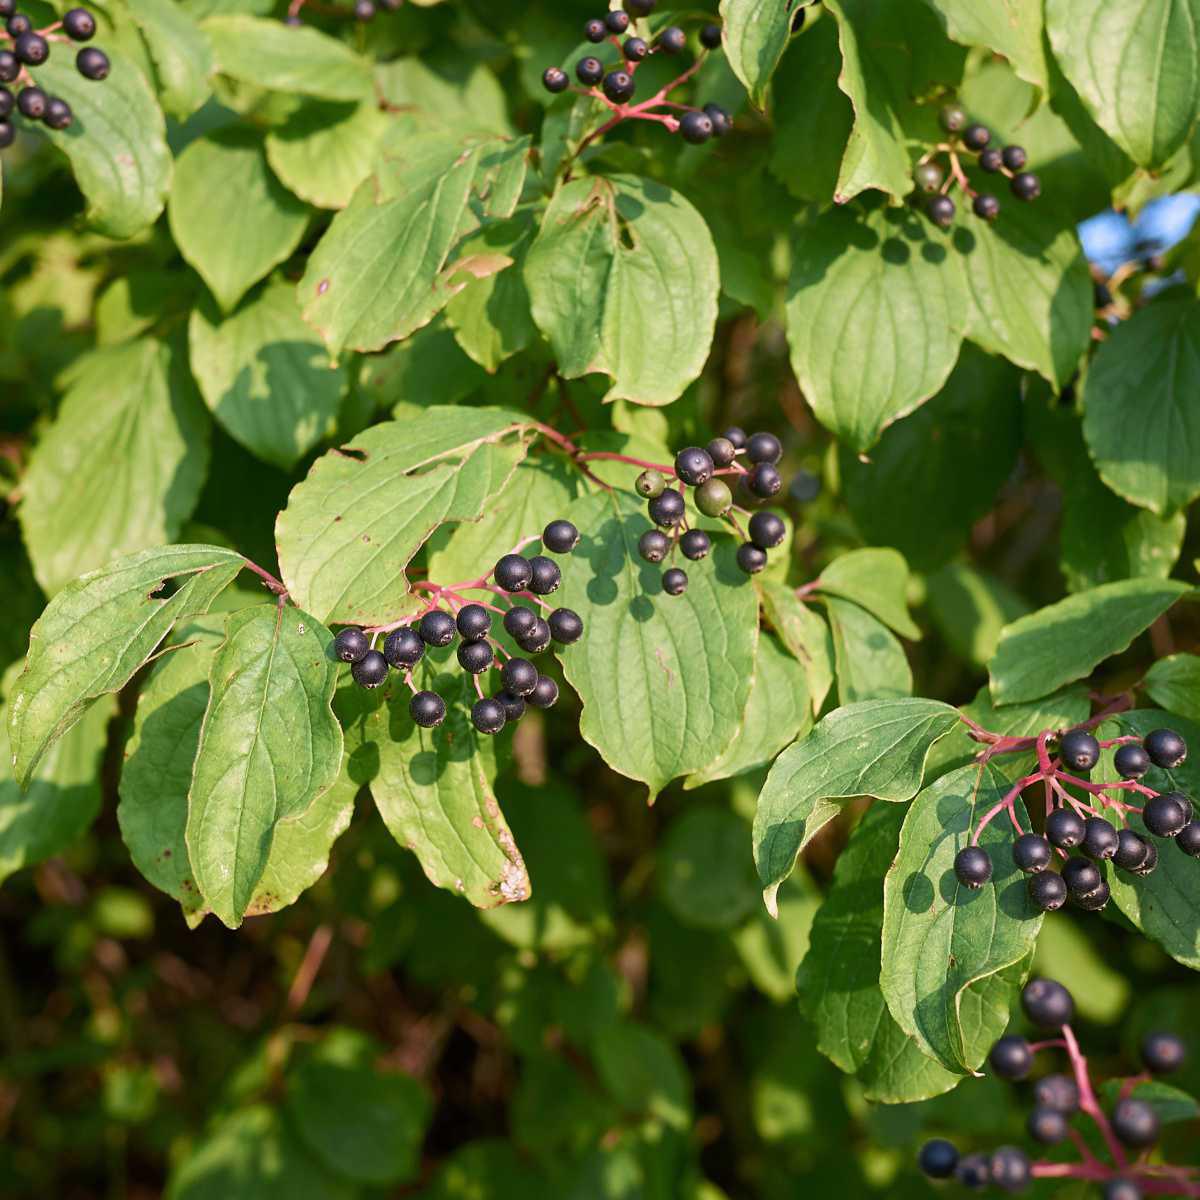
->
[0,51,17,83]
[1111,1098,1160,1149]
[746,431,781,464]
[500,657,538,696]
[1022,977,1074,1028]
[1144,791,1191,837]
[1011,172,1041,200]
[626,0,655,12]
[722,426,747,449]
[736,544,767,575]
[497,690,525,723]
[648,490,685,527]
[528,675,559,709]
[679,111,713,144]
[1028,871,1067,911]
[939,102,968,133]
[1081,816,1119,861]
[1145,727,1187,769]
[979,148,1003,172]
[503,605,538,640]
[605,9,630,33]
[955,1153,990,1190]
[543,519,580,554]
[972,193,999,221]
[471,697,506,735]
[988,1034,1033,1080]
[1114,828,1151,871]
[16,84,44,118]
[1027,1107,1068,1144]
[988,1146,1030,1194]
[456,604,492,640]
[747,462,782,498]
[1104,1182,1143,1200]
[704,103,731,136]
[1178,820,1200,857]
[706,437,736,467]
[543,67,569,94]
[1013,833,1052,873]
[528,556,562,595]
[576,56,604,86]
[1059,729,1100,771]
[334,627,370,663]
[1046,807,1086,848]
[1115,743,1151,779]
[699,22,722,49]
[662,567,688,596]
[963,123,991,151]
[76,46,109,79]
[43,96,72,130]
[927,194,956,228]
[383,627,424,669]
[657,25,686,53]
[790,469,822,502]
[914,161,943,192]
[419,609,457,647]
[5,12,29,35]
[1133,839,1160,876]
[494,553,534,593]
[603,70,635,104]
[1001,144,1027,171]
[918,1139,958,1179]
[638,529,670,563]
[457,639,494,674]
[0,120,12,148]
[548,607,583,644]
[410,690,446,728]
[636,469,666,498]
[617,37,647,64]
[584,17,606,42]
[353,0,375,20]
[1062,856,1101,896]
[351,649,389,689]
[680,529,711,560]
[695,478,732,517]
[1034,1074,1079,1114]
[954,845,992,888]
[63,7,96,40]
[517,618,552,654]
[748,510,786,550]
[675,446,714,486]
[1142,1031,1186,1075]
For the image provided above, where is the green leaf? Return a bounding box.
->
[826,598,913,704]
[926,564,1031,669]
[959,204,1093,389]
[758,581,834,715]
[374,56,513,137]
[658,807,760,931]
[686,633,812,788]
[753,698,961,914]
[300,133,530,357]
[718,0,803,108]
[168,128,310,313]
[1144,654,1200,722]
[189,280,346,469]
[18,338,211,596]
[988,578,1192,706]
[125,0,214,119]
[592,1022,692,1131]
[364,670,529,909]
[201,14,372,100]
[1081,297,1200,516]
[1098,1078,1200,1125]
[275,407,530,625]
[732,873,822,1004]
[881,762,1043,1072]
[0,678,114,885]
[166,1105,353,1200]
[554,489,760,800]
[786,203,967,452]
[922,0,1046,88]
[8,545,243,798]
[525,174,719,407]
[264,99,390,210]
[840,346,1023,572]
[798,803,963,1100]
[1045,0,1200,168]
[184,604,343,928]
[118,618,354,923]
[285,1029,430,1186]
[819,548,920,640]
[30,46,171,238]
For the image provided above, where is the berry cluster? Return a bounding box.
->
[920,978,1196,1197]
[634,428,791,596]
[952,723,1198,916]
[0,5,107,147]
[914,103,1043,229]
[284,0,402,26]
[541,6,731,149]
[332,521,582,736]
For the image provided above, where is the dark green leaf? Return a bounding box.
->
[826,597,913,704]
[1143,654,1200,722]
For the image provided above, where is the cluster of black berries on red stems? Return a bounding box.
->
[914,102,1043,229]
[541,5,732,148]
[953,724,1197,913]
[284,0,402,26]
[920,978,1193,1197]
[0,5,107,148]
[332,520,582,736]
[634,428,792,595]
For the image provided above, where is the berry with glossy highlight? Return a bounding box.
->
[352,649,389,689]
[410,690,446,728]
[542,519,579,554]
[334,627,370,663]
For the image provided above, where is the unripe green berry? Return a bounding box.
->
[636,469,666,498]
[695,478,732,517]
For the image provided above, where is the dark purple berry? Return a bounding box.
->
[543,67,569,94]
[662,568,688,596]
[16,84,44,118]
[973,193,999,221]
[503,605,537,640]
[1001,144,1027,171]
[1104,1181,1143,1200]
[736,543,767,575]
[0,119,12,148]
[542,519,579,554]
[456,603,491,641]
[700,23,722,49]
[0,51,17,82]
[76,46,109,79]
[351,649,389,689]
[457,639,493,674]
[1046,807,1086,849]
[418,609,457,648]
[918,1140,958,1180]
[410,690,446,728]
[748,510,786,550]
[383,627,424,669]
[1011,172,1041,200]
[548,607,583,644]
[704,103,731,136]
[988,1035,1032,1080]
[680,529,711,560]
[648,489,685,527]
[1027,1107,1068,1145]
[1013,833,1052,873]
[603,69,635,104]
[927,194,955,228]
[471,697,506,735]
[584,17,606,42]
[576,56,603,86]
[5,12,30,36]
[14,32,47,66]
[528,556,562,595]
[988,1146,1030,1194]
[674,446,714,486]
[955,1153,990,1189]
[679,110,713,144]
[1133,838,1159,876]
[1114,828,1150,871]
[1145,728,1187,769]
[1059,729,1101,772]
[722,426,747,449]
[954,845,992,888]
[638,529,671,563]
[353,0,375,20]
[1178,821,1200,857]
[516,618,551,655]
[1034,1074,1079,1114]
[1115,743,1151,779]
[1022,977,1074,1028]
[1062,856,1101,896]
[963,123,990,150]
[623,36,648,61]
[746,432,782,463]
[497,689,525,723]
[1112,1098,1159,1149]
[334,627,370,663]
[706,437,736,467]
[626,0,655,13]
[1081,816,1119,861]
[1144,791,1191,838]
[605,9,630,33]
[1028,871,1067,911]
[1141,1032,1186,1075]
[747,462,782,498]
[43,96,72,130]
[658,25,686,53]
[979,147,1003,172]
[528,674,559,708]
[63,7,96,40]
[494,553,533,593]
[500,657,538,697]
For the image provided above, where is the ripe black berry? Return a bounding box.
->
[76,46,109,79]
[334,627,370,663]
[1028,871,1067,911]
[918,1139,958,1179]
[675,446,714,486]
[471,697,506,735]
[410,690,446,728]
[736,543,767,575]
[1145,727,1187,769]
[456,604,491,640]
[1178,820,1200,857]
[0,51,17,82]
[1115,743,1151,779]
[1001,144,1027,171]
[1012,833,1052,873]
[63,7,96,40]
[699,22,722,49]
[497,690,525,723]
[603,70,635,104]
[528,674,559,708]
[528,556,562,595]
[457,639,494,674]
[517,618,552,654]
[927,194,956,228]
[1011,172,1041,200]
[543,67,569,94]
[627,0,655,13]
[1142,1031,1186,1075]
[636,469,666,498]
[419,609,457,647]
[1133,838,1159,876]
[746,432,782,464]
[955,1153,990,1189]
[1081,816,1119,861]
[979,148,1003,172]
[679,111,713,144]
[638,529,670,563]
[584,17,606,42]
[648,489,685,527]
[1022,978,1074,1028]
[1144,791,1191,837]
[548,607,583,644]
[1027,1107,1068,1145]
[605,9,630,33]
[542,519,579,554]
[1062,856,1101,896]
[704,103,731,136]
[383,627,424,669]
[0,2,12,19]
[503,605,537,639]
[695,478,732,517]
[351,649,389,689]
[16,84,44,118]
[1046,807,1086,848]
[939,102,967,133]
[988,1034,1033,1080]
[722,426,747,449]
[972,193,999,221]
[662,567,688,596]
[790,469,822,502]
[749,510,786,550]
[963,123,991,151]
[500,657,538,696]
[494,553,534,593]
[914,162,943,192]
[1104,1181,1143,1200]
[748,462,782,498]
[1114,828,1150,870]
[0,120,12,148]
[954,845,992,888]
[1033,1073,1078,1114]
[623,36,648,61]
[988,1146,1030,1194]
[1059,729,1100,771]
[680,529,711,560]
[5,12,30,36]
[657,25,686,52]
[576,56,604,86]
[706,436,736,467]
[1111,1098,1160,1149]
[43,97,72,130]
[354,0,375,20]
